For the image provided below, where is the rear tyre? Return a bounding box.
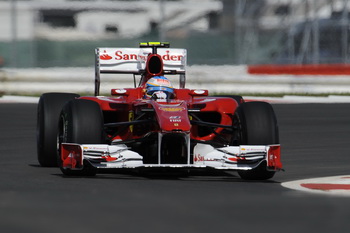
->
[58,99,104,176]
[234,101,279,180]
[37,93,80,167]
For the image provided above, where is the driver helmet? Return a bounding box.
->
[145,76,174,99]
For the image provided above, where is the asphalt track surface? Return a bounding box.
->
[1,103,350,233]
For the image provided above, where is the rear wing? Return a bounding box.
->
[95,47,187,96]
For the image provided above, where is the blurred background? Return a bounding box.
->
[1,0,350,68]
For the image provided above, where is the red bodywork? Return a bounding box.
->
[81,88,237,143]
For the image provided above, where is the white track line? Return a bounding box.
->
[245,95,350,103]
[0,96,39,103]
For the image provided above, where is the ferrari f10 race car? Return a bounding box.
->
[37,42,282,180]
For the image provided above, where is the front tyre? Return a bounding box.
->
[37,92,80,167]
[58,99,104,176]
[234,101,279,180]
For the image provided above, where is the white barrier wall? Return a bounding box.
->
[1,65,350,95]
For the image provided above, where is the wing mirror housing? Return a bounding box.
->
[189,89,208,96]
[111,89,129,96]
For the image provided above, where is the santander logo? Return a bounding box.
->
[100,54,112,60]
[114,50,183,61]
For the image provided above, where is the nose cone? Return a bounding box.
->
[152,101,191,132]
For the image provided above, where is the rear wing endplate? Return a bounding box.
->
[94,47,187,96]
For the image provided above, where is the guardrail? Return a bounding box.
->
[1,65,350,95]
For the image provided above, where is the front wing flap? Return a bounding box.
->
[61,143,281,171]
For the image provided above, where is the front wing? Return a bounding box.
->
[61,143,282,171]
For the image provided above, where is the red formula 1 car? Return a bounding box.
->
[37,42,282,180]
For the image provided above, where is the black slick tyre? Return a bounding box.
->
[234,101,279,180]
[37,92,80,167]
[58,99,104,176]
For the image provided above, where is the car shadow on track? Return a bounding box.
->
[50,169,280,183]
[30,163,280,183]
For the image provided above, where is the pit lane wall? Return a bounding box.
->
[1,65,350,95]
